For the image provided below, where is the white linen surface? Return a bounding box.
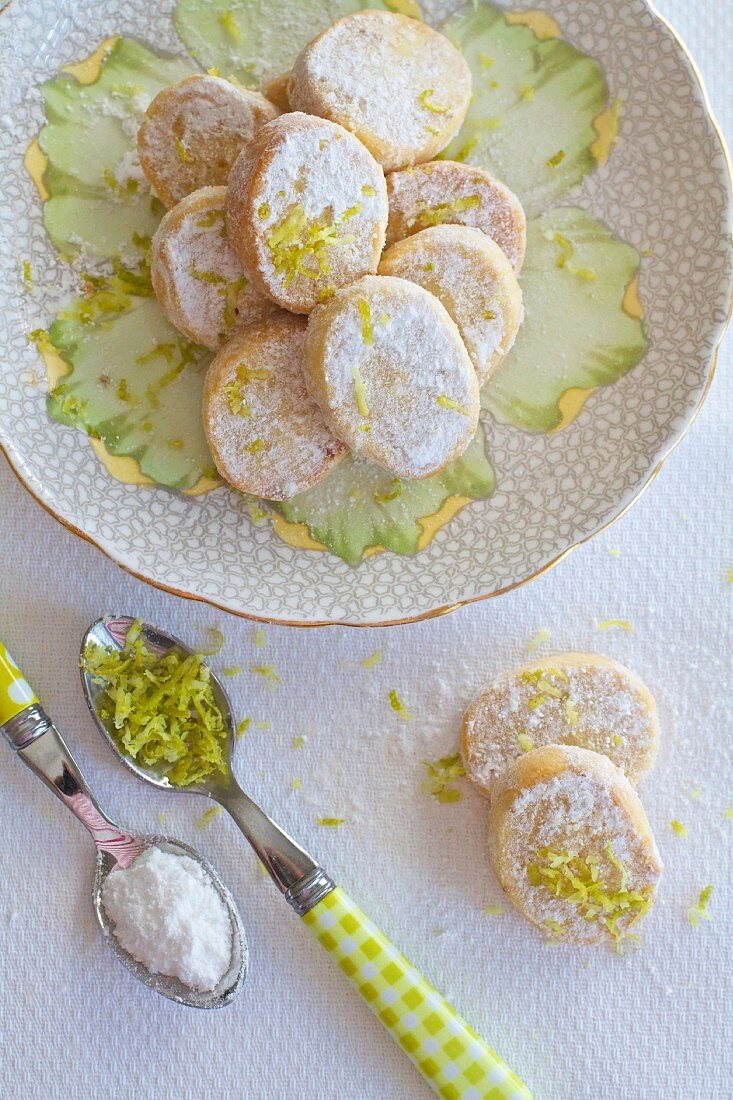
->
[0,2,731,1097]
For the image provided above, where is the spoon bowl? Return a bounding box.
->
[81,616,236,797]
[94,834,247,1009]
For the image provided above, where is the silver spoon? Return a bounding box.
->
[0,643,247,1009]
[80,616,532,1100]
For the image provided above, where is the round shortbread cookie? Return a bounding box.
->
[303,274,479,479]
[226,113,388,314]
[138,75,279,209]
[379,225,523,387]
[488,745,663,946]
[151,187,276,350]
[462,653,660,797]
[202,315,346,500]
[260,73,291,114]
[289,11,471,171]
[385,160,527,272]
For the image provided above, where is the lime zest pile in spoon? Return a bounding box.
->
[81,619,229,787]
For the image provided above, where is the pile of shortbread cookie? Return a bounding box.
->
[138,10,526,500]
[461,653,664,948]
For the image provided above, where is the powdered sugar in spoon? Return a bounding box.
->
[0,640,247,1009]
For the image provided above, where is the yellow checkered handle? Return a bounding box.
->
[303,887,532,1100]
[0,641,38,729]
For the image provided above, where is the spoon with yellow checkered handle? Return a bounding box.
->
[0,639,247,1008]
[79,616,531,1100]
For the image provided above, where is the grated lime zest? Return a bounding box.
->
[436,394,471,416]
[361,651,382,669]
[81,622,229,788]
[195,806,222,829]
[419,88,449,114]
[389,689,411,721]
[422,753,465,802]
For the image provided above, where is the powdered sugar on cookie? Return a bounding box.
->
[379,224,523,386]
[139,75,279,208]
[289,12,471,171]
[386,160,527,271]
[304,275,479,478]
[151,187,276,350]
[203,315,345,499]
[463,653,660,796]
[226,113,388,313]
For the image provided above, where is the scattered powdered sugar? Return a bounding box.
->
[289,11,471,170]
[306,275,478,478]
[101,845,233,993]
[463,654,659,795]
[385,160,527,272]
[204,315,345,500]
[379,224,523,386]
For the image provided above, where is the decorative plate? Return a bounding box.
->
[0,0,730,625]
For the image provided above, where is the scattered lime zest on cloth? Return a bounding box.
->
[361,651,382,669]
[526,627,551,652]
[546,149,566,167]
[317,817,346,827]
[256,721,271,731]
[609,548,621,558]
[727,565,733,584]
[291,735,307,749]
[611,734,625,747]
[22,260,33,290]
[422,754,465,803]
[81,620,229,787]
[195,806,222,829]
[724,806,733,820]
[670,819,688,838]
[598,619,634,633]
[389,689,411,720]
[292,778,302,791]
[251,665,281,686]
[483,905,503,916]
[253,628,266,648]
[688,885,713,928]
[518,731,534,753]
[198,626,225,656]
[158,811,167,826]
[527,846,653,948]
[690,786,703,800]
[222,666,241,677]
[236,718,251,739]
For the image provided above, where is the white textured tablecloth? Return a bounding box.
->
[1,3,731,1097]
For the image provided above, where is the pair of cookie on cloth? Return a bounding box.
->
[461,653,663,948]
[136,10,526,499]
